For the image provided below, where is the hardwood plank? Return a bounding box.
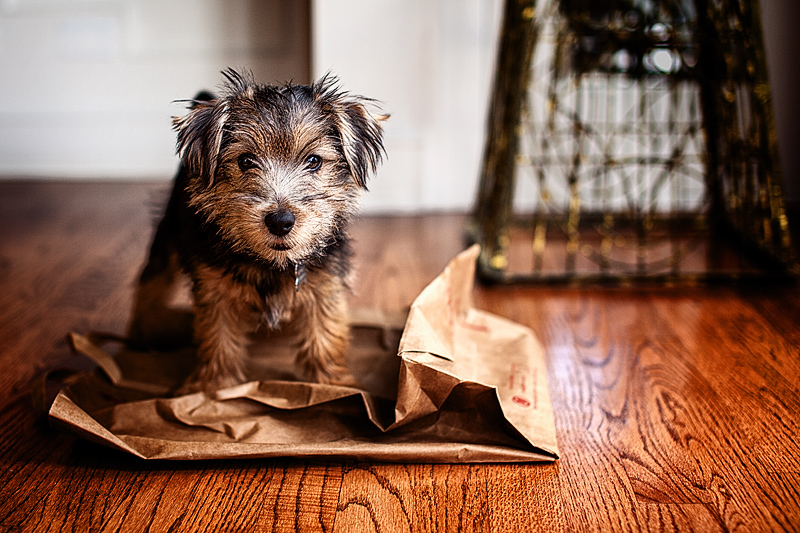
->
[477,286,800,531]
[334,465,415,533]
[637,504,725,533]
[334,464,490,533]
[3,438,343,533]
[484,463,566,532]
[1,181,799,532]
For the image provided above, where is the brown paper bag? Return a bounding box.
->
[48,246,559,462]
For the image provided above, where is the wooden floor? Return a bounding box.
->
[1,180,799,532]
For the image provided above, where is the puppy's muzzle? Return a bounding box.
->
[265,209,295,237]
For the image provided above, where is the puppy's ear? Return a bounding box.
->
[338,104,388,189]
[314,75,387,189]
[172,96,228,187]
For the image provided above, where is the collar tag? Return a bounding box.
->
[294,262,307,292]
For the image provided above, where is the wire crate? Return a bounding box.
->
[470,0,796,283]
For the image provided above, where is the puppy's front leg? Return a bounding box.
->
[293,275,356,386]
[179,274,253,394]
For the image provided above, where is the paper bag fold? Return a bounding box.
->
[49,246,559,462]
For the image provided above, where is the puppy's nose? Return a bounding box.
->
[265,209,295,237]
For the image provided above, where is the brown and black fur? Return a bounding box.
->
[128,69,386,393]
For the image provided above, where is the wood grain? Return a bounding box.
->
[1,181,799,532]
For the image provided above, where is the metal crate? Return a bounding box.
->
[470,0,796,284]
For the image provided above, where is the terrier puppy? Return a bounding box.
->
[128,69,386,393]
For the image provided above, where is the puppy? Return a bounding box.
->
[128,69,386,393]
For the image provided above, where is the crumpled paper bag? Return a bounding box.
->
[48,246,559,462]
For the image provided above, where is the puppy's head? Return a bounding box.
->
[173,68,387,267]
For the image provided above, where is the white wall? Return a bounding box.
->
[312,0,800,213]
[0,0,309,179]
[312,0,502,213]
[1,0,797,214]
[0,0,503,215]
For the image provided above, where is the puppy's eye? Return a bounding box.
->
[305,154,322,172]
[237,153,259,171]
